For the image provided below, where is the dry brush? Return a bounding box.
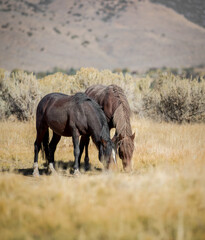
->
[0,67,204,123]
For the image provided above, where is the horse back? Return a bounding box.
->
[36,92,105,137]
[85,84,126,127]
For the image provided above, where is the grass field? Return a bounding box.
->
[0,117,205,240]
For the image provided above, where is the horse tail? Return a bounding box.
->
[41,128,49,161]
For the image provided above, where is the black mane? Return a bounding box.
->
[74,92,110,140]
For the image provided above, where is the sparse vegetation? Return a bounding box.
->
[1,22,9,28]
[82,40,90,47]
[71,35,78,39]
[0,67,205,123]
[27,31,32,36]
[146,65,205,80]
[36,67,77,79]
[53,27,61,34]
[73,13,81,17]
[100,0,133,22]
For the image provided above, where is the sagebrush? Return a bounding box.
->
[0,69,40,120]
[142,74,205,123]
[0,67,204,123]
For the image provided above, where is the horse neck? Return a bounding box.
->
[113,103,132,138]
[89,119,109,150]
[107,85,131,138]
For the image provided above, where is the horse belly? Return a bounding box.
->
[47,121,71,137]
[46,110,72,137]
[51,124,73,137]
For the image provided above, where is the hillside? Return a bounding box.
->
[150,0,205,28]
[0,0,205,72]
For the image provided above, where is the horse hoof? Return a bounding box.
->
[74,169,81,176]
[48,168,58,176]
[33,171,40,177]
[85,165,90,171]
[50,169,58,176]
[48,163,58,176]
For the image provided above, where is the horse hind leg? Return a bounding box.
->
[47,132,61,175]
[42,128,50,163]
[84,136,90,171]
[33,124,48,177]
[33,140,41,177]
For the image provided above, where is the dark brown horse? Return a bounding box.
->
[33,92,116,176]
[81,84,135,171]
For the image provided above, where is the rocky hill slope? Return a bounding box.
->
[0,0,205,72]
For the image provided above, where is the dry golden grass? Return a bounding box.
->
[0,118,205,240]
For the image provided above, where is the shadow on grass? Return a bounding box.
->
[14,160,73,176]
[16,168,46,176]
[56,160,102,173]
[9,160,103,176]
[56,160,74,170]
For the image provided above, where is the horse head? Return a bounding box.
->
[99,136,116,169]
[114,132,135,171]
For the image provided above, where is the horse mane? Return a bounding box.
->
[74,92,110,141]
[111,85,132,138]
[73,92,92,104]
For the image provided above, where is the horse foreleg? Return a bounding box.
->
[84,136,90,171]
[112,132,118,150]
[72,132,80,174]
[78,135,90,171]
[78,136,85,169]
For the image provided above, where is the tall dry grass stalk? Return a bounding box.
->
[0,118,205,239]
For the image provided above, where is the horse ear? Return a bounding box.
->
[101,137,107,147]
[131,132,135,141]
